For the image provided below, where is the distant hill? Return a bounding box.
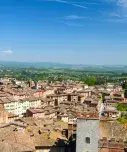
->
[0,61,127,72]
[0,61,93,69]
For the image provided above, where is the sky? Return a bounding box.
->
[0,0,127,65]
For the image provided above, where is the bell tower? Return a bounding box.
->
[76,113,99,152]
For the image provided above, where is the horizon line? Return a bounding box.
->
[0,60,127,66]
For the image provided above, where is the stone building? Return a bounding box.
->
[76,113,99,152]
[0,97,42,115]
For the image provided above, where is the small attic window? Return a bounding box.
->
[85,137,90,144]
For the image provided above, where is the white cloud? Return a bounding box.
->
[64,15,88,20]
[72,4,87,9]
[62,21,84,27]
[44,0,68,3]
[54,0,68,3]
[72,2,98,5]
[3,50,13,54]
[101,0,127,20]
[106,18,126,22]
[109,12,122,17]
[117,0,127,7]
[43,0,87,9]
[103,0,127,8]
[114,0,127,18]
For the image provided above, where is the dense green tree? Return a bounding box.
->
[117,103,127,111]
[122,81,127,89]
[125,89,127,98]
[85,77,97,86]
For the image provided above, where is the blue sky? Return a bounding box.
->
[0,0,127,64]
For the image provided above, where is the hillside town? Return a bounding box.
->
[1,0,127,151]
[0,77,127,152]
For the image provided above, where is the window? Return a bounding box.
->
[85,137,90,144]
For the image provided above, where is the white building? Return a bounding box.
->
[0,97,42,115]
